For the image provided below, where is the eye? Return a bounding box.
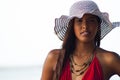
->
[75,18,82,23]
[87,18,97,23]
[78,18,82,22]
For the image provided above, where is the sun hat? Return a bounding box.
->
[54,0,120,41]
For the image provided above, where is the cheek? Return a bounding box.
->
[74,23,81,31]
[74,27,77,36]
[74,25,80,35]
[90,26,98,35]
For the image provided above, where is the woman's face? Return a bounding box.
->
[74,14,100,43]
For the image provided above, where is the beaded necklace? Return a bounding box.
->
[69,47,96,76]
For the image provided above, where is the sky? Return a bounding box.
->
[1,0,120,67]
[0,0,120,71]
[0,0,120,79]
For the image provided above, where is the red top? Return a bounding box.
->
[59,54,104,80]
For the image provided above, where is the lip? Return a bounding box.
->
[80,31,90,36]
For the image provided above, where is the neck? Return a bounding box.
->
[74,41,96,56]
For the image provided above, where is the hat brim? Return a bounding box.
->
[54,15,120,41]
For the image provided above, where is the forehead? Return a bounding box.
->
[82,14,98,19]
[74,13,99,20]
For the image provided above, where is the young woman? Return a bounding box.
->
[41,0,120,80]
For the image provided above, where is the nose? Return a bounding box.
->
[81,20,88,30]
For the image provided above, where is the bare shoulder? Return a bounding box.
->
[97,48,120,76]
[97,48,120,65]
[41,49,62,80]
[47,49,61,61]
[45,49,62,70]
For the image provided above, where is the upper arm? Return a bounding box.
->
[111,53,120,76]
[107,52,120,76]
[41,49,59,80]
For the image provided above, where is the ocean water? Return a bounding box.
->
[0,66,42,80]
[0,65,119,80]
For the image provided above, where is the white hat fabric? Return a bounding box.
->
[54,0,120,41]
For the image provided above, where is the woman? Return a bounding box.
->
[41,0,120,80]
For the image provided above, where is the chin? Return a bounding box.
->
[78,37,93,43]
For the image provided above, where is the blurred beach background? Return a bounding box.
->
[0,0,120,80]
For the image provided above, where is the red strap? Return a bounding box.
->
[59,55,104,80]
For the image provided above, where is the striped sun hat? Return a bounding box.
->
[54,0,120,41]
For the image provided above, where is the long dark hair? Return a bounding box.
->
[61,16,101,69]
[61,18,76,68]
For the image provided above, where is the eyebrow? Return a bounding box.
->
[75,16,97,21]
[88,16,97,19]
